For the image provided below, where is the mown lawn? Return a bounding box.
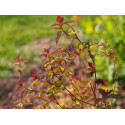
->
[0,15,72,78]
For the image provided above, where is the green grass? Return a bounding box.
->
[0,15,72,78]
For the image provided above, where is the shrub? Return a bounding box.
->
[14,16,124,109]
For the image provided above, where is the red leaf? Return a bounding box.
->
[96,79,109,86]
[75,75,81,80]
[68,44,74,51]
[101,79,109,86]
[88,62,95,69]
[40,54,45,57]
[44,46,52,53]
[73,50,80,56]
[58,61,62,65]
[82,90,87,95]
[57,16,62,23]
[49,23,58,28]
[98,89,113,97]
[31,72,40,79]
[16,85,21,92]
[40,54,47,58]
[60,17,64,23]
[98,89,105,95]
[18,77,23,86]
[107,90,113,95]
[16,56,24,61]
[44,48,49,53]
[16,56,20,61]
[121,84,125,88]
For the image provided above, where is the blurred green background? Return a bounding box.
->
[0,15,125,85]
[75,15,125,85]
[0,15,71,78]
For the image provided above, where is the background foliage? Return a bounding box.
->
[74,15,125,85]
[0,15,125,85]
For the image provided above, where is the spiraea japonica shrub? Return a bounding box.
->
[14,16,124,109]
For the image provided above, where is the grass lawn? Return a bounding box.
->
[0,15,72,78]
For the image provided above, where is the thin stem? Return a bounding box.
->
[19,61,24,109]
[63,25,97,100]
[20,87,23,109]
[22,85,39,92]
[52,94,63,109]
[51,67,97,108]
[113,61,117,93]
[89,79,96,99]
[62,24,97,101]
[70,26,82,43]
[64,87,97,107]
[87,42,97,100]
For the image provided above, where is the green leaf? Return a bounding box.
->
[30,79,38,89]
